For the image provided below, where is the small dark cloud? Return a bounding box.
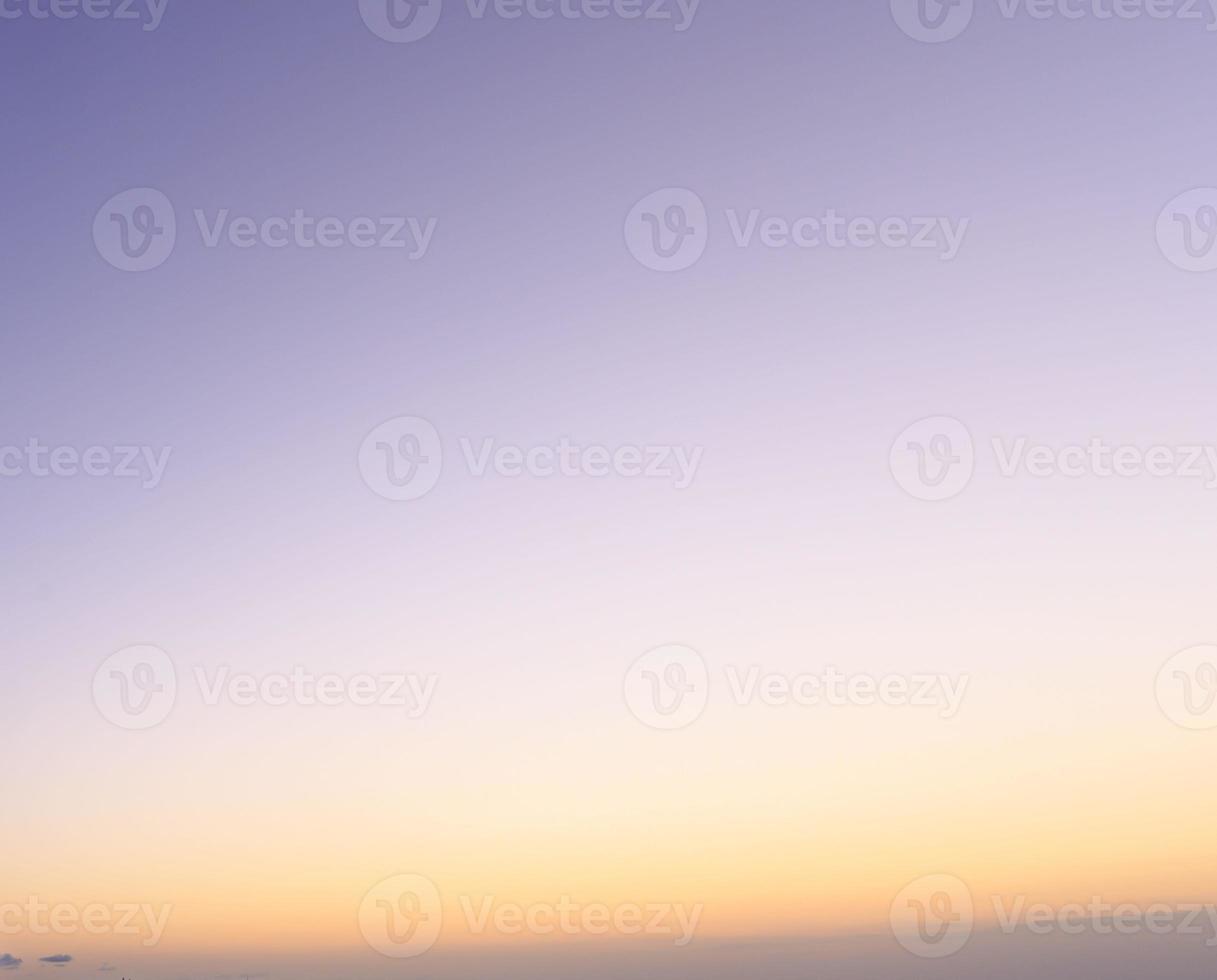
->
[0,955,23,970]
[96,966,115,973]
[38,956,71,967]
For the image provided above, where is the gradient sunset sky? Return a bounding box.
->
[3,1,1217,978]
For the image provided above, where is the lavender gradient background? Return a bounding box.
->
[4,0,1217,977]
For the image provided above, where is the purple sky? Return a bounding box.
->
[4,1,1217,977]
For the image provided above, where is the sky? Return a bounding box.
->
[3,0,1217,977]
